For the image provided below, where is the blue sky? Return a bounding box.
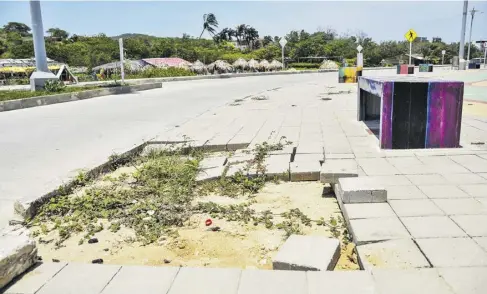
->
[1,1,486,43]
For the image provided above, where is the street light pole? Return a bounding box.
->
[466,7,481,63]
[459,0,468,69]
[29,0,56,91]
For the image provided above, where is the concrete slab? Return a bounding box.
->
[451,215,487,237]
[101,265,179,294]
[449,155,487,173]
[386,185,427,200]
[272,235,340,271]
[458,184,487,197]
[199,156,227,170]
[357,239,430,269]
[432,198,487,215]
[418,185,470,199]
[168,267,241,294]
[473,237,487,251]
[290,160,321,181]
[263,154,290,180]
[372,268,455,294]
[237,269,307,294]
[36,263,121,294]
[3,262,67,294]
[363,175,412,186]
[336,177,387,204]
[344,203,396,219]
[319,159,358,184]
[406,174,448,186]
[307,271,377,294]
[441,173,487,185]
[0,235,37,289]
[438,267,487,294]
[356,158,399,176]
[196,166,225,182]
[350,217,410,244]
[389,199,445,217]
[416,237,487,267]
[401,216,467,238]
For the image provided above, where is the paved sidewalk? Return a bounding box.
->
[6,262,487,294]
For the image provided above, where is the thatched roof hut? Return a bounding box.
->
[320,60,339,70]
[269,60,283,71]
[248,59,259,72]
[259,59,270,72]
[177,60,192,70]
[207,60,233,74]
[233,58,248,71]
[190,60,207,75]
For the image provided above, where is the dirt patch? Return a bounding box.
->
[34,182,357,270]
[471,80,487,87]
[463,101,487,117]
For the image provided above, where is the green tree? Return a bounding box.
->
[262,35,273,47]
[199,13,219,38]
[46,28,69,40]
[3,22,31,36]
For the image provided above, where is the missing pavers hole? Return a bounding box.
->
[321,97,332,101]
[471,142,485,145]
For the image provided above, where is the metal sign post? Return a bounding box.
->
[404,29,418,65]
[279,37,287,70]
[442,50,446,65]
[356,45,363,69]
[119,38,125,84]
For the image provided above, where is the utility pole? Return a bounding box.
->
[459,0,468,70]
[467,7,483,63]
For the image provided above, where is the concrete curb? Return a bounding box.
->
[0,83,162,113]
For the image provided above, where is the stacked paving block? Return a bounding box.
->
[338,67,361,83]
[396,64,414,74]
[418,64,433,72]
[357,76,464,149]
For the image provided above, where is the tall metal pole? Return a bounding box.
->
[30,0,49,72]
[119,38,124,84]
[281,47,284,70]
[459,0,468,69]
[466,7,479,62]
[409,42,412,65]
[29,0,56,90]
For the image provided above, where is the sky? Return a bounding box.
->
[0,1,486,43]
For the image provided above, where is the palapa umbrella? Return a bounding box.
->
[232,58,248,72]
[259,59,270,72]
[247,59,259,72]
[207,60,233,74]
[190,60,207,75]
[320,60,339,70]
[269,60,283,71]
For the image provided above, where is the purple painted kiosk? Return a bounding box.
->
[357,76,464,149]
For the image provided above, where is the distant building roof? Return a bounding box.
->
[0,58,61,67]
[92,60,145,72]
[142,58,191,67]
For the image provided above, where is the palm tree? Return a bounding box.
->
[235,24,247,45]
[244,26,259,49]
[199,13,219,39]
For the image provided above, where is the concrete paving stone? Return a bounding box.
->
[392,164,438,175]
[344,203,396,219]
[350,217,410,244]
[401,216,467,238]
[478,173,487,180]
[451,215,487,237]
[406,174,448,186]
[386,156,423,167]
[226,154,254,165]
[357,239,430,269]
[386,186,427,200]
[307,271,377,294]
[418,185,470,199]
[458,184,487,197]
[101,265,179,294]
[418,156,471,173]
[449,155,487,173]
[324,153,355,159]
[473,237,487,251]
[237,269,307,294]
[290,160,321,181]
[336,177,387,204]
[269,145,295,156]
[438,267,487,294]
[168,267,240,294]
[199,156,227,170]
[196,166,225,182]
[416,237,487,267]
[371,268,455,294]
[389,199,444,217]
[0,235,37,289]
[3,262,67,294]
[365,175,412,186]
[226,134,253,151]
[36,263,121,294]
[263,154,290,180]
[272,235,340,271]
[356,158,400,176]
[293,153,324,162]
[432,198,487,215]
[294,143,324,155]
[320,159,358,184]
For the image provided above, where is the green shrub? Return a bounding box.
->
[44,80,66,93]
[287,63,320,69]
[113,67,195,79]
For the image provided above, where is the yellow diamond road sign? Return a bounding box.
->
[405,29,417,42]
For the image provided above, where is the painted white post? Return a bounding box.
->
[356,45,363,69]
[409,42,412,65]
[119,38,125,84]
[442,50,446,65]
[279,37,287,70]
[484,45,487,68]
